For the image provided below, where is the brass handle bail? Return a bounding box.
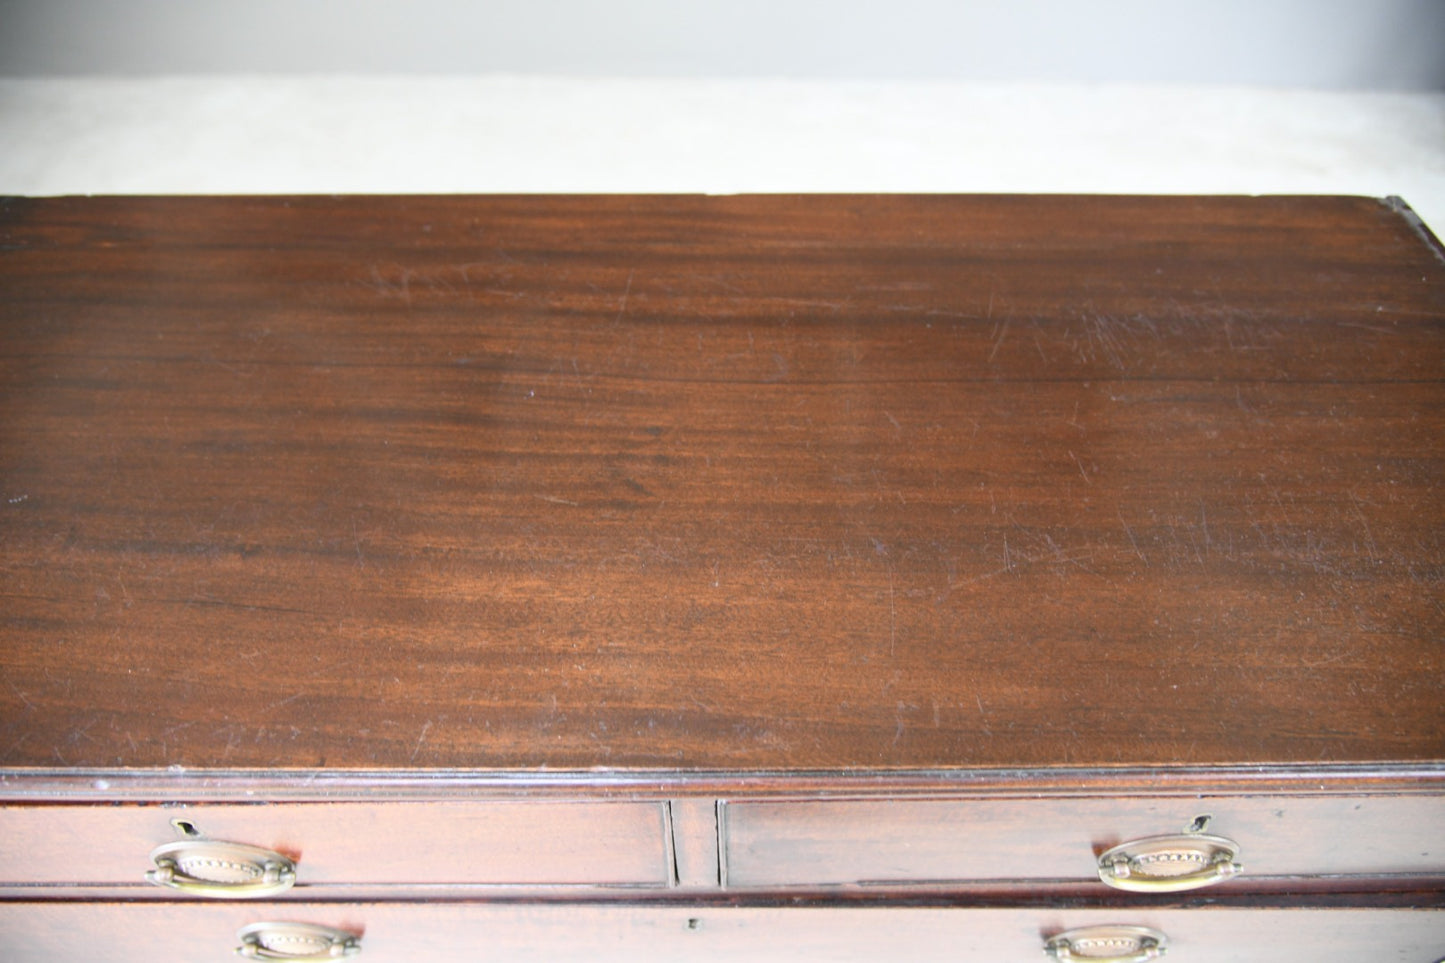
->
[1045,925,1168,963]
[1097,832,1242,892]
[236,922,361,960]
[147,839,297,898]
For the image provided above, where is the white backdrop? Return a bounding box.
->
[2,0,1442,88]
[0,1,1441,231]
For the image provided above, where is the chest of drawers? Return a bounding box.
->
[1,194,1442,961]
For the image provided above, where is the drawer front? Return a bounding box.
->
[723,795,1445,887]
[1,902,1442,962]
[0,801,669,888]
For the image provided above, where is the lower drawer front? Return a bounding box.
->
[724,795,1445,887]
[0,801,669,887]
[1,903,1442,962]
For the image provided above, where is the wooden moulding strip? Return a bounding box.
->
[0,763,1442,802]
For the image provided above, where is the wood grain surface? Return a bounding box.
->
[721,794,1445,886]
[0,799,671,886]
[1,195,1441,773]
[3,901,1444,963]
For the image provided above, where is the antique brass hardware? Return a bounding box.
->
[1097,832,1242,892]
[236,922,361,960]
[146,838,296,898]
[1044,925,1168,962]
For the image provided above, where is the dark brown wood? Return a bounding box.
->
[0,799,670,887]
[2,901,1443,962]
[4,193,1444,959]
[2,194,1442,775]
[721,794,1445,887]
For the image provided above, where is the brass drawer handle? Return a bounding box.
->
[146,839,297,898]
[1097,833,1241,892]
[236,922,361,960]
[1045,925,1168,963]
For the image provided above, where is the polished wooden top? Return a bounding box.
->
[1,195,1441,776]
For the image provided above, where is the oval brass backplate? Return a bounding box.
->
[1045,925,1168,963]
[236,922,361,960]
[147,839,296,898]
[1097,832,1242,892]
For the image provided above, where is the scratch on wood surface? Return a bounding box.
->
[369,263,415,307]
[1335,321,1394,334]
[1235,385,1256,414]
[1118,511,1147,564]
[1088,313,1126,370]
[688,272,746,295]
[6,680,35,710]
[886,562,898,657]
[215,725,243,758]
[1348,491,1379,561]
[1067,450,1092,485]
[409,721,432,763]
[1029,321,1050,363]
[987,318,1010,362]
[1075,311,1160,371]
[351,518,366,568]
[1,734,30,760]
[612,269,634,327]
[1303,651,1349,669]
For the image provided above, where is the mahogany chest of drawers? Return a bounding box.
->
[1,194,1442,961]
